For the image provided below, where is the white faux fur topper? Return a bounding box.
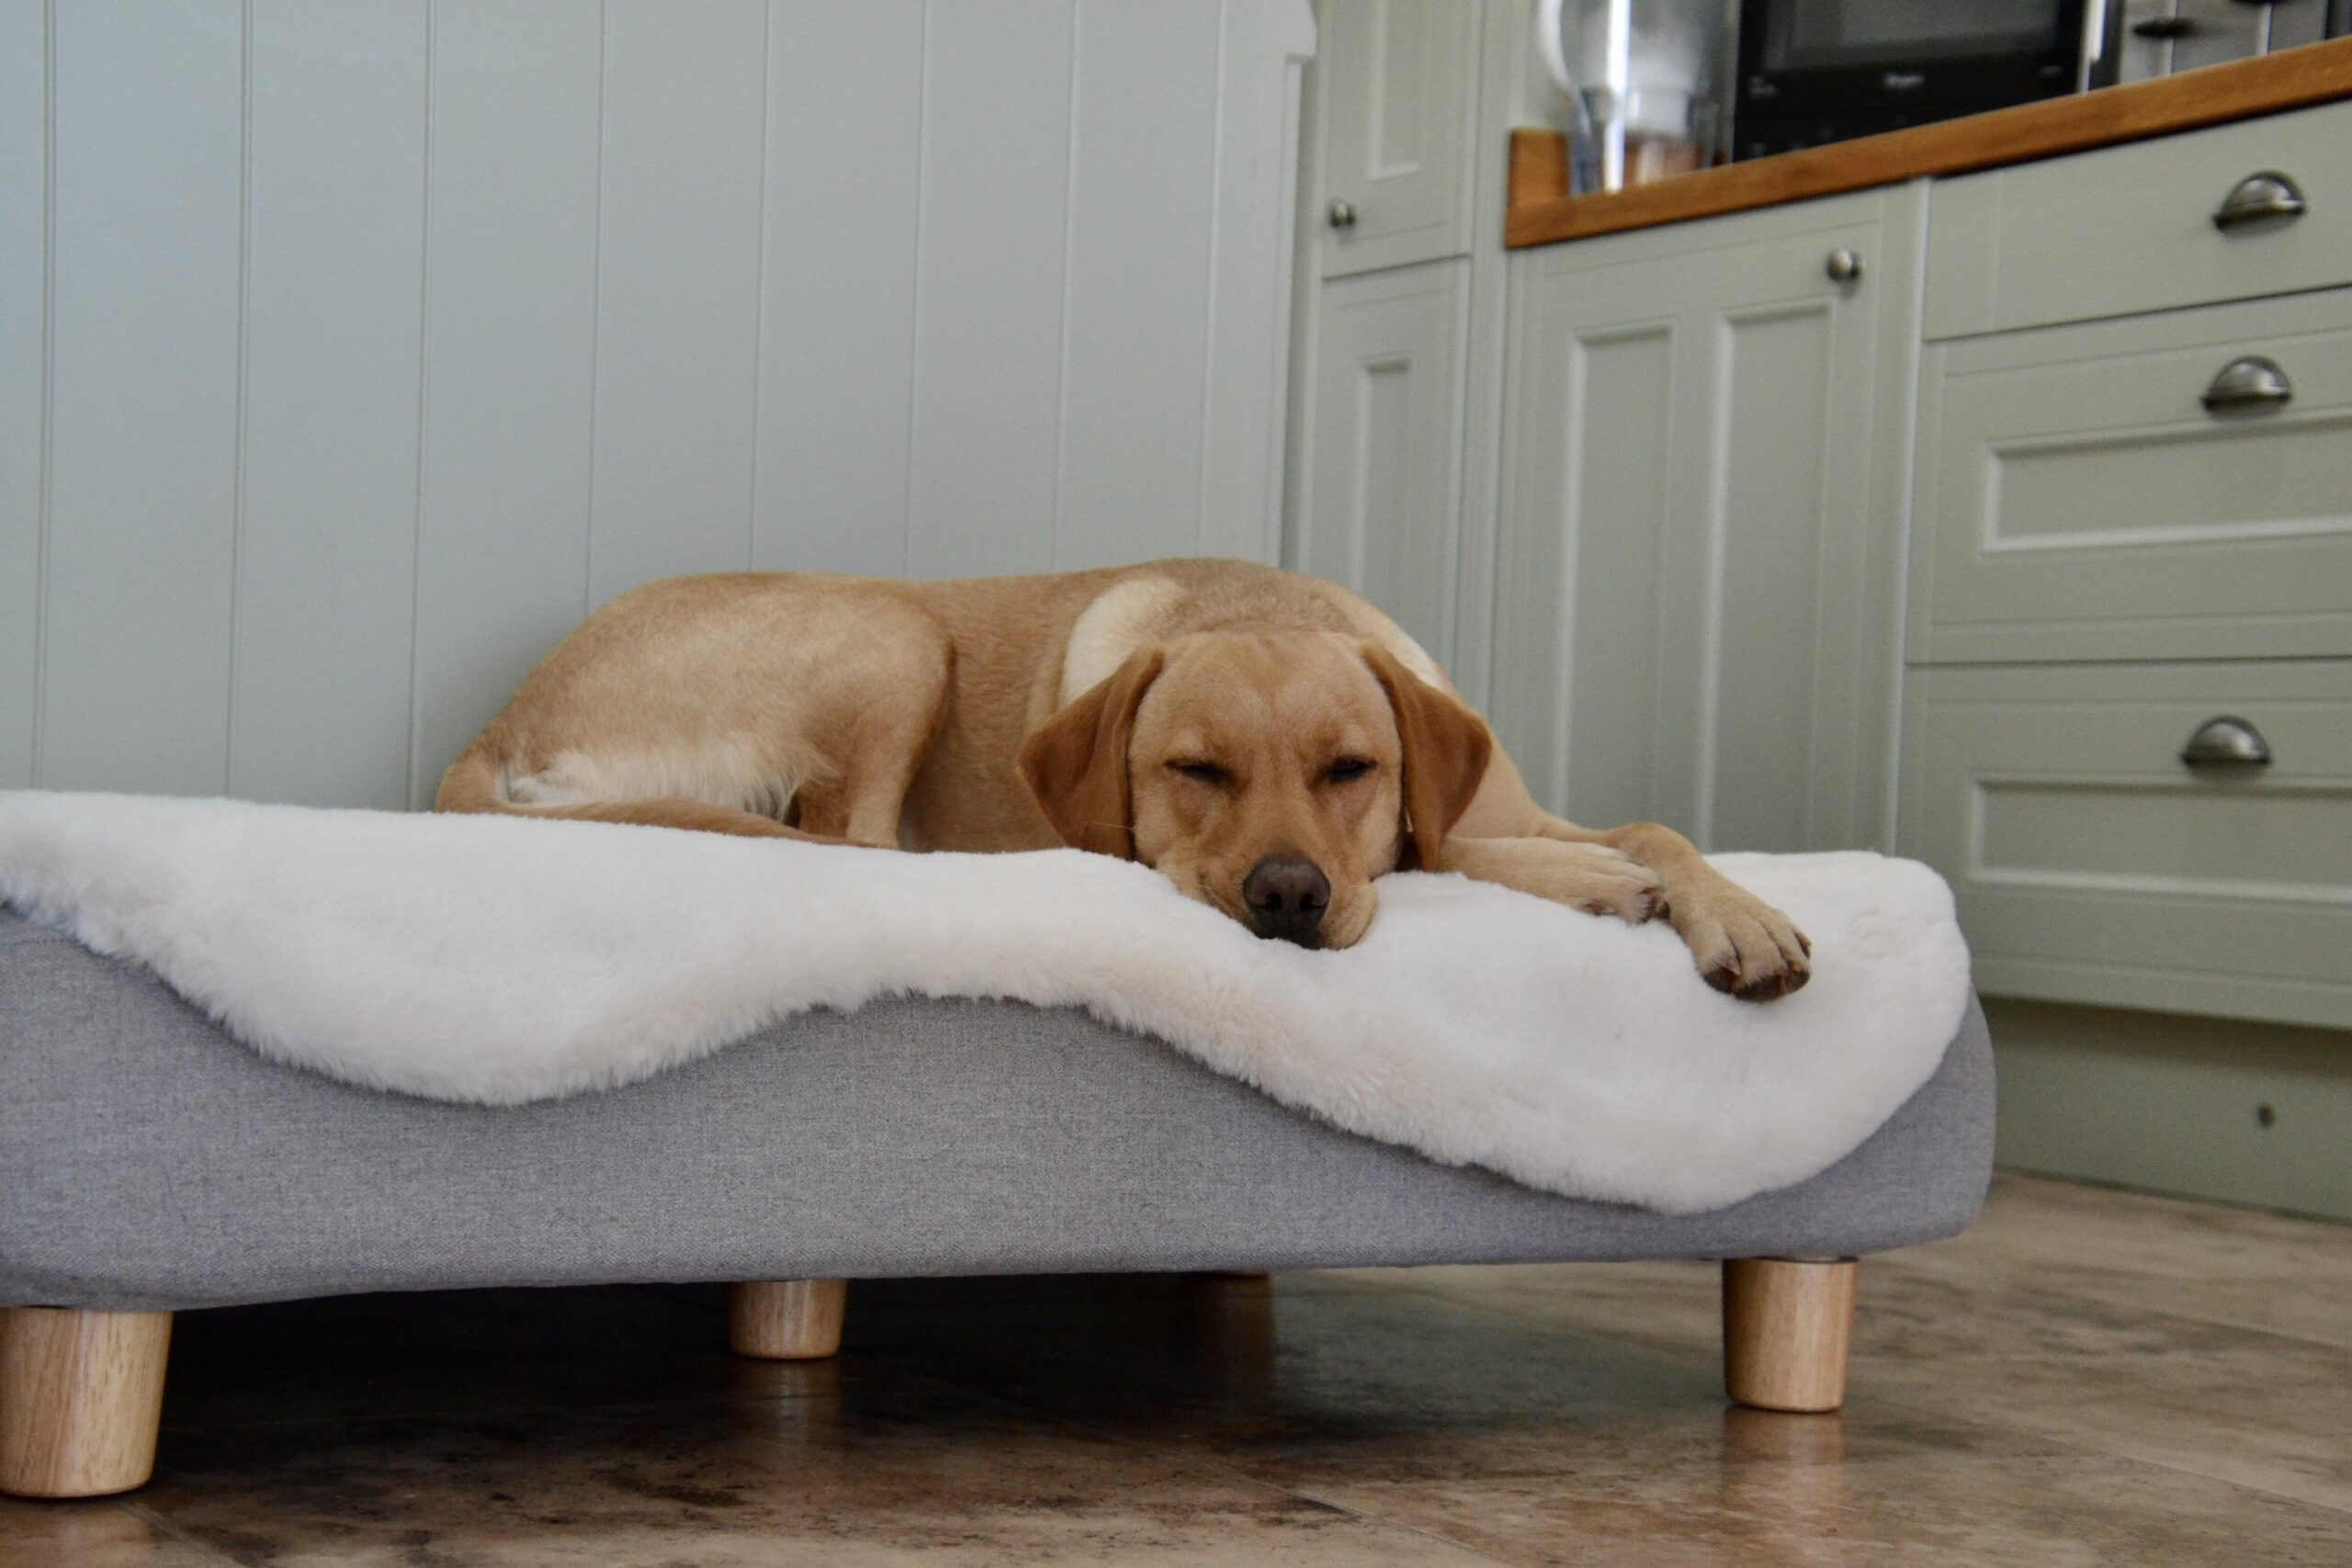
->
[0,791,1972,1213]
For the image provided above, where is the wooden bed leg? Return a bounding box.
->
[1722,1258,1857,1413]
[727,1280,847,1360]
[0,1307,173,1498]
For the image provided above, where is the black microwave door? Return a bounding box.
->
[1736,0,2086,115]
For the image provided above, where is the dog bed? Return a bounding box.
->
[0,790,1990,1494]
[0,791,1973,1213]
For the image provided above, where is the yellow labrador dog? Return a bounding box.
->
[437,559,1808,998]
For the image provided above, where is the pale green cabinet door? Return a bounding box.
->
[1313,0,1480,278]
[1492,191,1921,852]
[1291,258,1469,668]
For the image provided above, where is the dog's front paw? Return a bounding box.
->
[1672,886,1810,1001]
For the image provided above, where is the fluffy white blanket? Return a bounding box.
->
[0,791,1971,1213]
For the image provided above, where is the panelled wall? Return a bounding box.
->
[0,0,1314,807]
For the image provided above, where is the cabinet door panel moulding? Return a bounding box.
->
[1292,260,1471,673]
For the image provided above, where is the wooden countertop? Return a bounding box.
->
[1506,37,2352,249]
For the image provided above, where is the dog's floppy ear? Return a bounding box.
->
[1360,642,1492,871]
[1018,648,1167,860]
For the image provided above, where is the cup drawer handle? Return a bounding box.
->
[2180,716,2272,770]
[2212,172,2306,231]
[2201,356,2292,413]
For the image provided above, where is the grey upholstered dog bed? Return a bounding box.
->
[1,908,1991,1312]
[0,908,1990,1495]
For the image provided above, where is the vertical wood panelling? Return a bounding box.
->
[1052,0,1219,570]
[0,0,44,787]
[40,2,242,793]
[232,0,427,807]
[905,0,1075,580]
[586,0,767,606]
[1204,0,1314,562]
[409,0,603,805]
[14,1,1304,805]
[752,0,923,578]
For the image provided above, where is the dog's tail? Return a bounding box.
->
[431,741,824,841]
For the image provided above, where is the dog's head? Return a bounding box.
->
[1017,631,1492,949]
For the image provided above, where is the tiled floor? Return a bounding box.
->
[5,1174,2347,1565]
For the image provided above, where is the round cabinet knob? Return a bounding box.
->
[1327,199,1358,230]
[2212,171,2306,231]
[2179,716,2272,770]
[1825,247,1863,283]
[2200,355,2293,413]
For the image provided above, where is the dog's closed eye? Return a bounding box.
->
[1325,757,1374,784]
[1169,760,1229,785]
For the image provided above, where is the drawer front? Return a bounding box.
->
[1899,661,2352,1030]
[1925,99,2352,338]
[1911,288,2352,663]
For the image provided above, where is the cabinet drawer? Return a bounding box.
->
[1925,99,2352,339]
[1899,661,2352,1030]
[1910,288,2352,663]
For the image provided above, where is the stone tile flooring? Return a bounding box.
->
[5,1174,2346,1564]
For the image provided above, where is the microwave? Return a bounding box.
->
[1731,0,2093,160]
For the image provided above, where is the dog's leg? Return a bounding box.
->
[1433,836,1665,924]
[521,797,839,840]
[435,746,853,842]
[792,743,931,850]
[1527,818,1810,1000]
[787,637,953,850]
[1450,749,1810,1000]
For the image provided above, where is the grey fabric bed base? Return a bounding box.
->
[0,913,1992,1313]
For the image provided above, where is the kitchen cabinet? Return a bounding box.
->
[1900,97,2352,1032]
[1290,260,1470,665]
[1286,0,1512,684]
[1490,187,1925,854]
[1471,72,2352,1213]
[1313,0,1483,277]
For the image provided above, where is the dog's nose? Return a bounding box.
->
[1242,857,1330,945]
